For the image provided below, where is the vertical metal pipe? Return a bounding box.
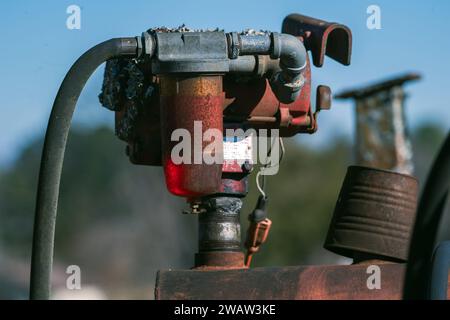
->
[335,73,421,175]
[198,197,242,252]
[195,196,245,268]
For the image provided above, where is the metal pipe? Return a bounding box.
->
[30,36,148,300]
[271,33,307,103]
[335,73,421,175]
[273,33,307,73]
[195,196,245,268]
[198,197,242,252]
[228,55,282,78]
[228,32,307,103]
[239,34,272,54]
[228,56,257,73]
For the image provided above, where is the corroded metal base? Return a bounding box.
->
[155,262,450,300]
[194,252,246,270]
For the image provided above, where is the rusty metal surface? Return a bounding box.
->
[194,252,245,270]
[316,85,332,111]
[336,73,421,174]
[155,262,450,300]
[160,76,224,197]
[160,75,223,96]
[219,177,248,195]
[282,13,352,67]
[223,72,310,129]
[223,54,313,137]
[223,78,280,118]
[98,17,351,173]
[325,166,418,262]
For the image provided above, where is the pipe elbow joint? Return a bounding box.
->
[269,71,305,104]
[270,33,307,103]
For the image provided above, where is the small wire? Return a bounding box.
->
[256,170,266,198]
[255,137,285,198]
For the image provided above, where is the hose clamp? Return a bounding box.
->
[140,31,156,57]
[227,32,241,59]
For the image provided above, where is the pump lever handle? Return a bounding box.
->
[316,85,332,112]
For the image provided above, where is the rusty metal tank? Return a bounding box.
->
[159,75,224,197]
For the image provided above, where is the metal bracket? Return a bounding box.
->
[282,13,352,68]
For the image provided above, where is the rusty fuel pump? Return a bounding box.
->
[30,12,448,300]
[29,13,351,299]
[97,17,351,271]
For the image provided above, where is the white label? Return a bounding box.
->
[223,135,253,163]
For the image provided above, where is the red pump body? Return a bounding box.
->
[117,66,312,197]
[160,75,225,197]
[105,13,353,198]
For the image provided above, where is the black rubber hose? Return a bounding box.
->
[30,37,139,300]
[403,132,450,299]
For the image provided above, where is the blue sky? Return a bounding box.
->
[1,0,449,166]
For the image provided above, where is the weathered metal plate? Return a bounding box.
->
[154,263,450,300]
[335,73,421,174]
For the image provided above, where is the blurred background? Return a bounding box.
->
[0,0,449,299]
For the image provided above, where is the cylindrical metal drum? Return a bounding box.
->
[324,166,418,261]
[160,75,224,197]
